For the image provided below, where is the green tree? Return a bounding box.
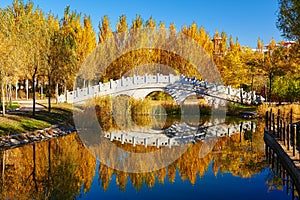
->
[273,75,300,102]
[250,39,294,102]
[277,0,300,40]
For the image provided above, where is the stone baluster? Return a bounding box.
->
[133,75,136,84]
[121,76,124,86]
[133,136,136,147]
[121,134,125,144]
[66,90,69,102]
[144,138,147,147]
[168,138,172,148]
[228,86,231,95]
[110,79,113,89]
[76,88,80,98]
[99,82,102,92]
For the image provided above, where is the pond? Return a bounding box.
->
[0,115,298,200]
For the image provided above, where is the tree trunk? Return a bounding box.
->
[48,141,51,174]
[64,84,67,95]
[15,80,18,100]
[2,151,5,184]
[32,65,38,116]
[55,83,58,104]
[251,74,254,92]
[48,75,51,113]
[32,76,36,116]
[8,83,12,107]
[269,73,273,103]
[32,144,38,191]
[1,81,5,116]
[26,78,29,100]
[41,84,43,100]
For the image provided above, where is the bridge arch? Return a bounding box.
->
[145,91,175,101]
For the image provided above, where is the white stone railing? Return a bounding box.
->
[59,74,178,103]
[179,76,263,104]
[57,74,264,105]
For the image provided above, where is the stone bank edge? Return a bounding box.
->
[0,125,76,149]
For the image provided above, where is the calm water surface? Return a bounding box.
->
[0,116,298,200]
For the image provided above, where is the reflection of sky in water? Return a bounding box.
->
[79,161,292,200]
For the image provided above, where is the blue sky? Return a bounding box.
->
[0,0,283,48]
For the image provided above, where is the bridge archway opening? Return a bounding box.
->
[180,94,212,126]
[145,91,178,130]
[146,91,174,102]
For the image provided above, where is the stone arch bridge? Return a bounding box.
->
[60,74,264,105]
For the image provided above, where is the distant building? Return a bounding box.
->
[212,36,222,55]
[283,41,296,48]
[265,41,296,50]
[252,41,296,53]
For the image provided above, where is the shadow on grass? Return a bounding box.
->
[0,105,73,135]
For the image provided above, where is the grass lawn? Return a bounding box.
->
[0,103,73,136]
[227,103,258,116]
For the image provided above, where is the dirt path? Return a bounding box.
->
[16,100,47,112]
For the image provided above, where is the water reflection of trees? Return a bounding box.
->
[0,133,96,200]
[79,96,210,132]
[0,122,269,196]
[78,98,268,191]
[96,123,267,191]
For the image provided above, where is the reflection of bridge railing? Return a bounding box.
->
[58,74,264,105]
[103,121,255,148]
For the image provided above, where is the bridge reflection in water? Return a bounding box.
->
[0,117,298,199]
[103,121,255,148]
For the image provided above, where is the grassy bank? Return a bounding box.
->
[0,103,73,136]
[0,102,20,111]
[226,103,258,116]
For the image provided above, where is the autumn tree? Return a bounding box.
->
[257,37,263,53]
[98,15,113,44]
[0,9,15,116]
[43,13,79,111]
[4,1,48,116]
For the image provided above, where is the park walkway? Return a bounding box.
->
[17,100,47,112]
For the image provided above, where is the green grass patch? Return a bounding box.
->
[0,103,73,136]
[227,103,258,116]
[0,102,20,110]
